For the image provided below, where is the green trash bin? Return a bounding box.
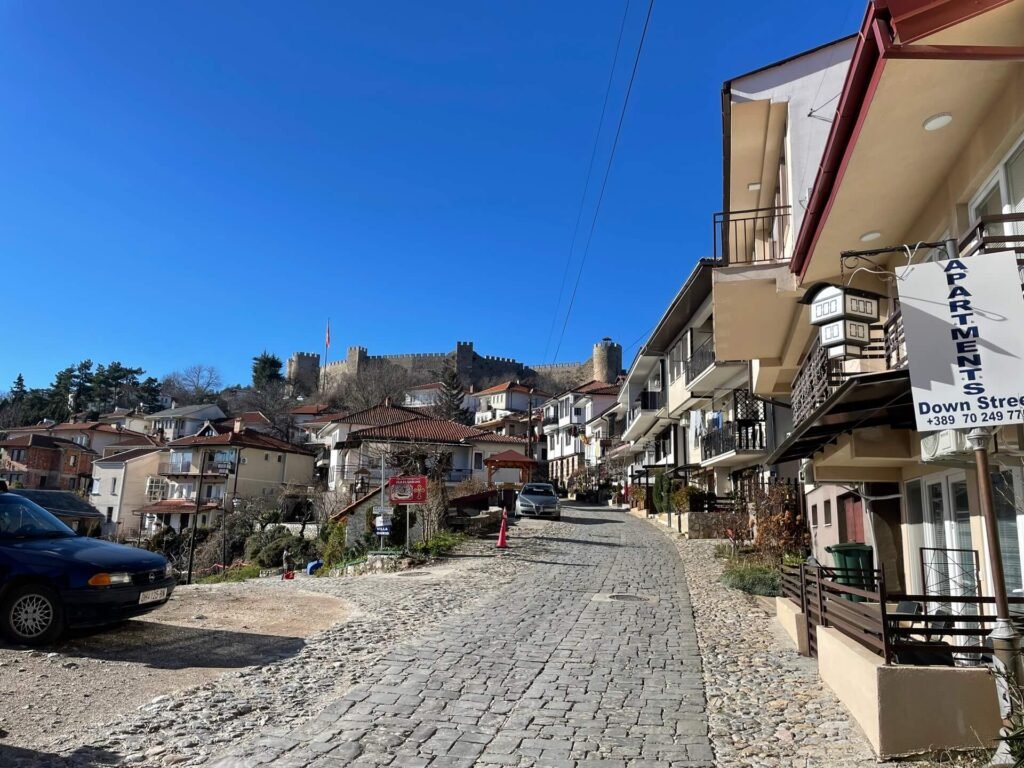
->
[825,543,874,602]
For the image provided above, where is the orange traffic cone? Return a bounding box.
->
[496,509,508,550]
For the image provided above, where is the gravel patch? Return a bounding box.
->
[657,530,879,767]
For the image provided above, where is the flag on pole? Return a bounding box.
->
[325,319,331,350]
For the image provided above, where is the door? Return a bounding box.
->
[840,496,865,542]
[921,475,979,617]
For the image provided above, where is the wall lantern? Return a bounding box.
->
[799,283,883,359]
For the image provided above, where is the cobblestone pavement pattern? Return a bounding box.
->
[206,506,711,768]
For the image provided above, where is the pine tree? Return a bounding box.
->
[10,374,26,402]
[435,361,471,425]
[252,352,284,390]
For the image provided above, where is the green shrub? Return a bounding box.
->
[411,531,465,559]
[243,526,320,568]
[713,543,735,559]
[198,563,262,584]
[320,521,348,568]
[720,561,782,596]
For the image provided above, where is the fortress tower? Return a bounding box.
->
[592,337,623,384]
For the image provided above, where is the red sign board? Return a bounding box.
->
[388,475,428,504]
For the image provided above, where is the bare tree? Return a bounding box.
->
[163,364,223,404]
[328,359,412,412]
[362,439,454,544]
[239,381,301,442]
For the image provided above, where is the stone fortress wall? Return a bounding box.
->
[287,338,623,392]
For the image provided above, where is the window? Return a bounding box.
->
[669,340,685,382]
[105,507,113,522]
[69,454,78,468]
[823,499,832,526]
[91,477,100,495]
[10,449,25,463]
[473,452,483,470]
[264,453,269,461]
[811,504,818,527]
[573,408,582,419]
[110,477,118,495]
[970,136,1024,237]
[277,454,282,463]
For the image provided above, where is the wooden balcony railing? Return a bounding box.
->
[958,212,1024,259]
[782,563,1024,666]
[791,328,887,426]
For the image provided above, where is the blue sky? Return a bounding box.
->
[1,1,858,390]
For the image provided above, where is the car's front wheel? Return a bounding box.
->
[2,583,64,646]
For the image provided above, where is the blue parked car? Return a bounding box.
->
[0,484,176,645]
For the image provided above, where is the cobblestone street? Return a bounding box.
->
[200,505,709,768]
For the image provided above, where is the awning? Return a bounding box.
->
[766,369,915,465]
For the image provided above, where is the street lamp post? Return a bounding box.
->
[966,428,1021,768]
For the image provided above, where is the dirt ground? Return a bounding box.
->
[0,581,347,751]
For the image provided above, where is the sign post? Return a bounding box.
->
[389,475,428,552]
[898,251,1024,723]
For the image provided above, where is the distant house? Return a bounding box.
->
[144,403,226,442]
[472,382,547,426]
[403,382,444,409]
[330,409,531,496]
[0,434,96,492]
[541,381,621,486]
[90,447,166,539]
[136,425,315,533]
[3,421,152,456]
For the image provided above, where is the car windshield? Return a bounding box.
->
[0,494,77,539]
[522,484,556,497]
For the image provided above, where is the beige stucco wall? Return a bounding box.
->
[119,452,164,535]
[774,597,808,655]
[235,447,314,498]
[817,627,1000,758]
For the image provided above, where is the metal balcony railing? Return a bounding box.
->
[684,338,715,384]
[701,421,766,461]
[713,206,792,265]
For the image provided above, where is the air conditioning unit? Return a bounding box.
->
[799,458,815,486]
[920,429,974,466]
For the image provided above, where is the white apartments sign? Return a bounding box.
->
[897,250,1024,431]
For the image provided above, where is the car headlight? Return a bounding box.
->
[164,562,174,578]
[520,499,534,507]
[88,572,132,587]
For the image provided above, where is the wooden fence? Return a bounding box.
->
[782,564,1024,666]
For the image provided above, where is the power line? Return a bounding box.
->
[541,0,633,364]
[552,0,655,363]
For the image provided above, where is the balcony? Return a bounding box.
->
[622,390,664,442]
[713,206,792,266]
[958,212,1024,259]
[681,338,746,405]
[159,461,234,477]
[701,421,767,466]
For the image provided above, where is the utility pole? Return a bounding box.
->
[185,448,208,585]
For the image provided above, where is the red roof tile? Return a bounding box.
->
[168,428,313,455]
[336,403,426,427]
[139,499,221,514]
[351,419,484,444]
[290,403,332,415]
[483,449,535,465]
[0,434,95,452]
[475,381,550,397]
[468,433,528,444]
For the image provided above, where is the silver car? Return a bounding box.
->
[516,483,560,519]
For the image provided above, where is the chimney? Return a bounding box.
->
[233,417,244,433]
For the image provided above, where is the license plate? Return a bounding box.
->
[139,588,167,605]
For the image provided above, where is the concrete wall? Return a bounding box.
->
[774,597,808,655]
[816,627,1000,758]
